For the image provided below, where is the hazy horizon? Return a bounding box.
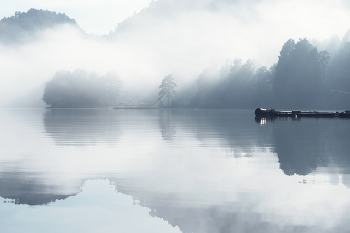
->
[1,0,350,107]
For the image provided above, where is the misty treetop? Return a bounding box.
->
[273,38,324,107]
[158,74,177,107]
[184,37,350,109]
[189,58,269,108]
[0,9,78,44]
[43,70,123,108]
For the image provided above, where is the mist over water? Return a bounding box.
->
[1,109,350,232]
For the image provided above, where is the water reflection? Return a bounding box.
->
[44,109,123,146]
[255,116,301,124]
[1,109,350,233]
[256,117,350,177]
[0,169,83,205]
[159,110,176,141]
[254,116,350,177]
[272,119,329,176]
[161,109,271,156]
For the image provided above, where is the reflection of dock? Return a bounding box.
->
[255,108,350,118]
[113,105,158,109]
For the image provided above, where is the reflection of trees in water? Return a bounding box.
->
[159,110,176,141]
[0,169,84,205]
[43,109,350,179]
[111,178,257,233]
[157,109,276,156]
[272,118,350,176]
[43,109,122,146]
[191,111,350,177]
[174,109,271,156]
[273,120,328,176]
[1,172,291,233]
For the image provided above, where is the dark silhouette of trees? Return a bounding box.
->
[318,50,331,85]
[329,42,350,92]
[223,59,255,108]
[190,59,269,108]
[42,70,122,108]
[180,38,343,109]
[251,65,275,107]
[0,8,78,44]
[273,38,323,108]
[158,74,177,107]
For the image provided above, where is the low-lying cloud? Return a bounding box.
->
[1,0,350,107]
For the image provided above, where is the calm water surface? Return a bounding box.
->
[1,109,350,233]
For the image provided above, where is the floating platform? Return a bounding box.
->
[255,108,350,118]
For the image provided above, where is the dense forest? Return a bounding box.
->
[181,35,350,110]
[0,9,78,44]
[43,70,122,108]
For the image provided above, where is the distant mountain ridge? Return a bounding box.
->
[0,8,79,44]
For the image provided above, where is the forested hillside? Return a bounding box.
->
[0,9,78,43]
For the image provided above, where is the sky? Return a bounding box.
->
[0,0,154,34]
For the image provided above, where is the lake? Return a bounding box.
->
[1,108,350,233]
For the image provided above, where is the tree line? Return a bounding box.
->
[43,70,122,108]
[42,33,350,109]
[178,35,350,110]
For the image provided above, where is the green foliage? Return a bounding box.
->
[42,70,122,108]
[158,74,177,106]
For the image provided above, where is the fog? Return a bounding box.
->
[1,0,350,108]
